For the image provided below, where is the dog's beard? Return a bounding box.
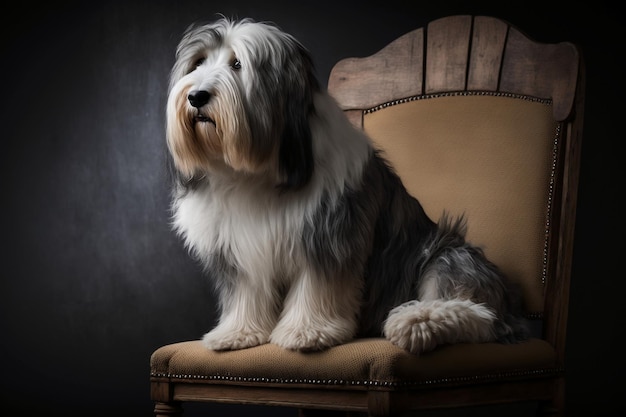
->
[166,77,272,178]
[166,81,222,177]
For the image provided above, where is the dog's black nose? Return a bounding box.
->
[188,90,211,108]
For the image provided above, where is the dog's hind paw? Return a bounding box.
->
[383,299,497,355]
[383,301,439,355]
[202,327,269,351]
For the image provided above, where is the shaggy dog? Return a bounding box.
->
[165,17,529,355]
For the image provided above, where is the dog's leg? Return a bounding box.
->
[383,297,496,355]
[202,277,279,351]
[270,267,360,351]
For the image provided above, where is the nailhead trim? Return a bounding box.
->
[364,91,552,115]
[150,366,563,388]
[542,123,562,286]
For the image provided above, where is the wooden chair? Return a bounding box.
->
[150,15,585,416]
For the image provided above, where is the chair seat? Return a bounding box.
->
[150,338,559,390]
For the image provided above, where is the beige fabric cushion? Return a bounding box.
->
[363,95,557,314]
[151,338,557,387]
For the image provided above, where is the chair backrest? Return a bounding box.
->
[328,15,584,359]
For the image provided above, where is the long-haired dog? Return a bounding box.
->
[165,17,530,355]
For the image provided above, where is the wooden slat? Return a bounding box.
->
[425,15,472,93]
[328,28,423,110]
[500,28,579,121]
[467,16,508,90]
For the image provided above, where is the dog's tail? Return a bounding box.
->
[383,298,497,355]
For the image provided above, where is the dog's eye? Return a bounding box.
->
[193,57,206,68]
[231,58,241,70]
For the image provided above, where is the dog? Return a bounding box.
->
[165,16,530,355]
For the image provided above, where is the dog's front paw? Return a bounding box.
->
[270,321,353,352]
[202,327,269,351]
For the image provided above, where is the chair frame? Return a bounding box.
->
[150,15,585,417]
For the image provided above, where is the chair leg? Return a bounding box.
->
[537,377,565,417]
[154,401,183,416]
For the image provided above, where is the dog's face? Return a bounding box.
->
[166,18,318,189]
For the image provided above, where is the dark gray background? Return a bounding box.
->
[1,1,622,416]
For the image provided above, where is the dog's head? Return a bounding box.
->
[166,17,318,189]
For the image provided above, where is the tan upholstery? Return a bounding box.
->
[363,94,557,314]
[152,338,557,388]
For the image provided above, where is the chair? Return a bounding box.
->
[150,15,585,416]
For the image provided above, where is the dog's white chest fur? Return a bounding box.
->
[173,181,305,281]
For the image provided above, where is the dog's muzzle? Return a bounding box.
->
[188,90,215,124]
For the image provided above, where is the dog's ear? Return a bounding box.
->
[277,43,318,191]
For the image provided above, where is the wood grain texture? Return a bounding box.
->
[500,27,579,120]
[329,15,579,121]
[327,28,423,110]
[424,15,472,93]
[467,16,508,90]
